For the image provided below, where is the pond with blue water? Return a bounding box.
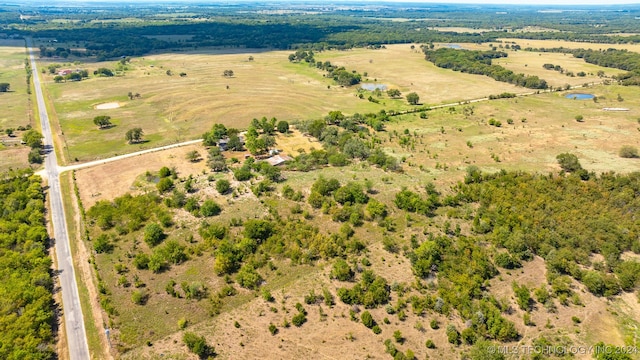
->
[565,93,595,100]
[360,83,387,91]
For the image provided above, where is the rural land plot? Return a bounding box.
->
[491,48,625,88]
[378,84,640,187]
[39,48,387,162]
[499,38,640,54]
[314,44,531,106]
[0,40,32,171]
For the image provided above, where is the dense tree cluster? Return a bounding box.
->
[0,171,55,360]
[458,170,640,297]
[293,111,400,172]
[423,48,548,89]
[337,270,391,308]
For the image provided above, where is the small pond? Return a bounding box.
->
[565,93,595,100]
[361,83,387,91]
[443,43,462,49]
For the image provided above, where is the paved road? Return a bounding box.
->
[26,37,91,360]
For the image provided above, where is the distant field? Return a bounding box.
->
[492,48,624,89]
[500,38,640,54]
[0,39,32,171]
[38,47,390,162]
[428,26,494,33]
[314,44,530,106]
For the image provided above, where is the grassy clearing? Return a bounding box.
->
[492,48,625,89]
[0,147,30,173]
[0,39,31,130]
[0,40,33,170]
[377,84,640,188]
[39,42,622,162]
[39,48,386,161]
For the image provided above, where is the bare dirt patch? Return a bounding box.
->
[94,102,121,110]
[74,144,208,208]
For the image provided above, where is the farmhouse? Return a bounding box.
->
[57,69,73,76]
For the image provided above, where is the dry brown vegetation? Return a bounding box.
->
[62,41,640,360]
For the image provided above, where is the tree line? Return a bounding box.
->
[423,47,548,89]
[528,47,640,86]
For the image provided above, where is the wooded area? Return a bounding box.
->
[0,171,55,360]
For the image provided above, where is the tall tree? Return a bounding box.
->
[93,115,112,129]
[125,128,143,144]
[406,92,420,105]
[22,129,43,149]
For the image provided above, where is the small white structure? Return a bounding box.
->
[265,154,292,166]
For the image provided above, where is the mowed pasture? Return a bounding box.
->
[39,42,622,163]
[431,42,624,89]
[39,48,388,162]
[0,40,30,130]
[0,40,32,172]
[315,44,530,105]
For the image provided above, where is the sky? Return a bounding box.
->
[23,0,640,6]
[35,0,640,4]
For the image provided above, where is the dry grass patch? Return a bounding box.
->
[0,146,31,172]
[492,49,624,89]
[274,129,321,156]
[73,143,208,208]
[380,84,640,188]
[499,38,640,54]
[315,44,530,106]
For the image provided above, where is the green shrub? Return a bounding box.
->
[331,259,354,281]
[157,177,174,193]
[361,311,375,328]
[143,223,165,247]
[200,200,221,217]
[131,290,148,305]
[292,312,307,327]
[182,332,214,358]
[619,145,639,158]
[216,179,231,194]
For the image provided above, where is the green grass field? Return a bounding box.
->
[0,39,30,131]
[0,39,33,171]
[39,42,630,163]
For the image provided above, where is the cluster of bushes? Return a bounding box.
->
[459,168,640,298]
[394,186,440,217]
[0,171,55,359]
[424,48,548,89]
[337,269,391,308]
[87,193,166,233]
[488,92,516,100]
[288,53,362,86]
[294,111,400,172]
